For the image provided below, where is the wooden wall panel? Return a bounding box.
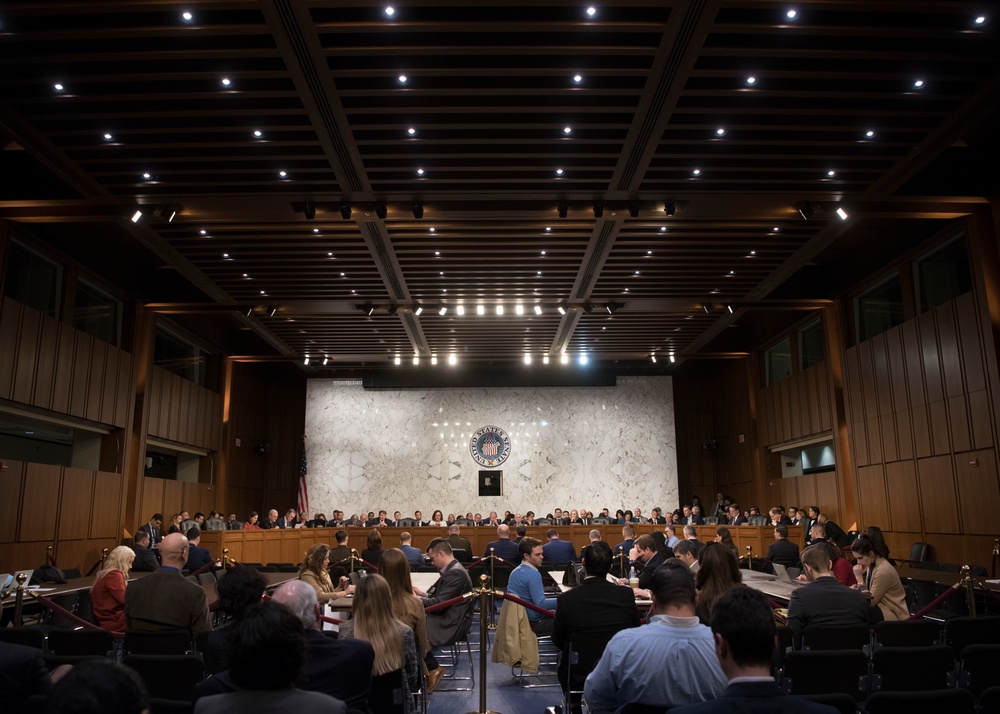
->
[895,409,914,460]
[139,477,165,527]
[86,339,106,423]
[852,421,869,467]
[57,467,94,540]
[912,405,932,458]
[902,321,925,406]
[880,411,898,463]
[884,461,922,532]
[954,450,1000,535]
[115,352,132,428]
[0,542,47,575]
[33,318,59,411]
[870,333,892,416]
[0,460,25,542]
[856,465,889,529]
[937,304,964,399]
[146,368,161,436]
[162,479,184,516]
[927,401,951,455]
[91,471,124,539]
[843,346,863,423]
[949,395,971,453]
[866,416,883,464]
[955,293,986,393]
[756,363,833,447]
[12,306,39,405]
[56,539,118,574]
[918,455,959,534]
[18,463,61,542]
[969,390,994,449]
[70,332,92,418]
[858,341,877,421]
[918,311,943,404]
[0,298,19,399]
[885,327,909,413]
[146,367,222,451]
[51,323,75,415]
[814,474,841,524]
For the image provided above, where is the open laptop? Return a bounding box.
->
[771,563,793,584]
[0,573,11,595]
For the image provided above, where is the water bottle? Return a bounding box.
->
[629,567,639,590]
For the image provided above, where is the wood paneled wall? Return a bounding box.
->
[0,296,132,428]
[756,362,832,447]
[137,476,219,528]
[146,366,222,451]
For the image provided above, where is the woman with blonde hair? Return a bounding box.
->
[339,574,420,713]
[380,549,439,688]
[91,545,135,631]
[695,542,744,626]
[298,543,351,604]
[167,512,183,534]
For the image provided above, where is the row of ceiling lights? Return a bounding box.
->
[303,350,675,367]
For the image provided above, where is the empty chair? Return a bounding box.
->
[980,686,1000,713]
[871,645,954,692]
[196,572,215,588]
[908,542,929,564]
[798,693,857,714]
[873,618,940,648]
[865,688,973,714]
[958,644,1000,698]
[368,669,406,714]
[0,627,45,649]
[780,650,869,700]
[46,628,114,656]
[124,654,205,701]
[123,630,192,655]
[908,578,946,620]
[801,624,869,651]
[772,625,793,676]
[434,597,476,691]
[944,615,1000,659]
[451,548,470,564]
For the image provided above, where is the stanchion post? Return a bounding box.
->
[992,539,999,579]
[101,548,109,570]
[222,548,230,569]
[745,544,753,571]
[488,549,497,631]
[13,572,27,628]
[46,545,54,566]
[961,565,977,618]
[465,574,501,714]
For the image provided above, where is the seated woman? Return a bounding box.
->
[381,549,438,689]
[713,526,739,558]
[167,513,183,534]
[91,546,135,632]
[361,529,385,568]
[614,509,626,524]
[339,574,420,713]
[428,510,446,527]
[695,543,743,626]
[851,535,907,623]
[243,511,261,530]
[298,543,352,604]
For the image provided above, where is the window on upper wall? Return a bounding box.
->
[3,239,62,317]
[765,337,792,385]
[856,273,904,342]
[73,279,122,346]
[798,319,825,369]
[915,234,972,313]
[154,325,207,386]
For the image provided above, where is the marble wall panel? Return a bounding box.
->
[304,376,677,519]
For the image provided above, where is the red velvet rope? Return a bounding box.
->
[501,591,555,618]
[907,583,960,620]
[423,592,471,614]
[320,615,344,625]
[30,592,125,639]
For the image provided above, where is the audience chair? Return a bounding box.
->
[748,515,769,526]
[60,568,82,580]
[367,669,406,714]
[958,643,1000,698]
[196,572,215,588]
[979,686,1000,713]
[123,630,193,655]
[865,688,974,714]
[124,654,205,701]
[873,618,940,648]
[780,650,869,700]
[616,704,669,714]
[870,645,954,692]
[798,693,857,714]
[265,562,298,573]
[451,548,470,564]
[590,517,610,525]
[74,589,94,624]
[0,627,46,650]
[149,699,194,714]
[908,578,946,620]
[772,625,793,676]
[801,624,870,652]
[397,518,419,527]
[559,631,621,713]
[44,653,107,670]
[908,542,929,564]
[703,516,719,525]
[41,591,82,629]
[46,628,114,656]
[434,596,477,692]
[944,616,1000,659]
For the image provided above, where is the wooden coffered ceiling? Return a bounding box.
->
[1,1,998,380]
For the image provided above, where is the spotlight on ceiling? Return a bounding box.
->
[836,207,849,221]
[340,203,352,220]
[593,202,604,218]
[665,200,676,217]
[323,357,329,366]
[303,201,316,220]
[245,306,254,317]
[582,303,594,314]
[131,209,143,223]
[367,305,375,317]
[628,201,640,218]
[412,203,423,219]
[669,354,676,363]
[303,357,310,365]
[158,205,180,222]
[558,204,568,219]
[797,202,817,220]
[268,305,278,317]
[650,354,657,363]
[386,304,398,316]
[557,306,566,315]
[702,303,713,314]
[606,301,622,315]
[726,304,734,314]
[375,203,387,220]
[414,306,423,316]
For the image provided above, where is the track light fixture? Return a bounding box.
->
[558,204,568,219]
[593,202,604,218]
[650,354,657,363]
[375,203,387,220]
[367,305,375,316]
[157,204,181,222]
[386,304,398,316]
[582,302,594,314]
[665,200,676,217]
[702,303,713,314]
[303,201,316,220]
[268,305,278,317]
[797,202,817,220]
[340,203,352,220]
[412,203,423,219]
[245,306,254,317]
[606,301,622,315]
[130,209,143,223]
[628,202,639,218]
[726,304,734,314]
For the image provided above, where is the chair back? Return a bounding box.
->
[451,548,469,563]
[945,615,1000,659]
[802,624,869,651]
[0,627,45,649]
[368,668,405,714]
[873,619,941,648]
[865,688,973,714]
[703,516,719,525]
[748,515,769,526]
[398,518,418,527]
[781,650,869,700]
[46,628,113,656]
[909,542,929,563]
[871,645,954,692]
[124,653,205,702]
[958,643,1000,697]
[123,629,192,655]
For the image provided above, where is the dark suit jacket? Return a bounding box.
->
[195,630,373,713]
[185,545,214,572]
[551,577,640,691]
[612,538,634,557]
[328,544,352,566]
[730,514,749,526]
[400,543,425,566]
[785,575,869,647]
[131,545,159,572]
[766,538,800,568]
[137,522,160,548]
[124,567,211,635]
[275,517,297,529]
[637,552,666,590]
[422,559,473,647]
[485,538,519,562]
[670,680,839,714]
[446,534,472,554]
[542,538,578,564]
[0,641,50,712]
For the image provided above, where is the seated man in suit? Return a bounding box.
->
[727,504,748,526]
[138,513,163,548]
[275,509,298,529]
[612,525,636,559]
[399,531,425,567]
[445,524,472,557]
[125,532,211,636]
[671,588,839,714]
[0,641,52,711]
[225,513,243,530]
[413,539,473,686]
[786,543,868,648]
[130,530,159,572]
[507,537,558,636]
[766,525,800,568]
[184,527,216,571]
[484,524,520,562]
[552,542,640,701]
[542,528,578,564]
[769,507,792,526]
[260,509,280,529]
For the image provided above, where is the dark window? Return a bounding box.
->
[857,274,904,342]
[3,239,61,317]
[154,326,206,386]
[73,279,121,346]
[765,337,792,385]
[798,319,825,369]
[915,235,972,313]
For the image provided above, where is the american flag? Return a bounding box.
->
[482,433,499,457]
[297,447,309,517]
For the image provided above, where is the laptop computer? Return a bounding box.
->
[0,573,12,595]
[772,563,793,584]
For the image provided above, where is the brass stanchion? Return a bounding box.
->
[961,565,977,618]
[745,544,753,571]
[991,538,999,579]
[101,548,109,570]
[13,572,27,628]
[465,574,501,714]
[222,548,230,569]
[46,545,55,566]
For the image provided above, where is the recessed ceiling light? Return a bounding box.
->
[715,128,726,136]
[773,227,780,232]
[456,305,465,316]
[439,271,444,276]
[728,270,735,275]
[429,227,436,232]
[448,354,457,366]
[745,75,757,86]
[340,272,345,277]
[974,15,987,25]
[438,307,447,316]
[220,77,232,87]
[647,250,653,255]
[253,129,262,138]
[200,229,207,235]
[534,305,542,315]
[477,305,485,315]
[555,168,564,176]
[749,250,757,256]
[430,355,437,365]
[826,170,836,177]
[415,307,423,316]
[278,170,287,178]
[523,353,532,365]
[434,251,440,256]
[865,129,875,138]
[836,207,849,220]
[786,9,797,19]
[384,6,395,17]
[398,74,408,84]
[496,305,504,315]
[103,133,113,141]
[407,127,416,135]
[660,226,667,232]
[53,82,65,92]
[563,126,572,135]
[557,306,566,315]
[515,304,524,315]
[692,168,701,176]
[181,11,194,22]
[540,250,546,255]
[327,252,333,257]
[131,210,143,223]
[586,6,597,17]
[260,290,266,295]
[543,355,550,364]
[579,354,589,365]
[560,353,570,364]
[537,271,542,276]
[572,74,584,84]
[222,253,230,258]
[142,172,151,180]
[913,79,924,88]
[634,271,640,276]
[416,168,424,176]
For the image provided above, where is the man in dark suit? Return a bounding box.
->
[727,504,748,526]
[612,525,635,558]
[785,543,868,648]
[766,525,800,568]
[399,531,425,566]
[414,539,473,691]
[260,509,279,529]
[275,508,298,529]
[137,513,162,548]
[125,532,211,636]
[670,588,839,714]
[445,524,472,555]
[552,541,640,700]
[131,530,159,572]
[542,528,578,564]
[650,507,667,525]
[0,641,51,711]
[225,513,243,530]
[184,527,215,571]
[769,507,792,526]
[484,524,519,562]
[802,505,820,544]
[633,534,666,593]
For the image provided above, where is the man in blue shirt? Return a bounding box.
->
[507,537,558,636]
[398,532,425,567]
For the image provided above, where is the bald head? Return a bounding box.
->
[272,579,319,629]
[158,532,189,568]
[497,524,510,539]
